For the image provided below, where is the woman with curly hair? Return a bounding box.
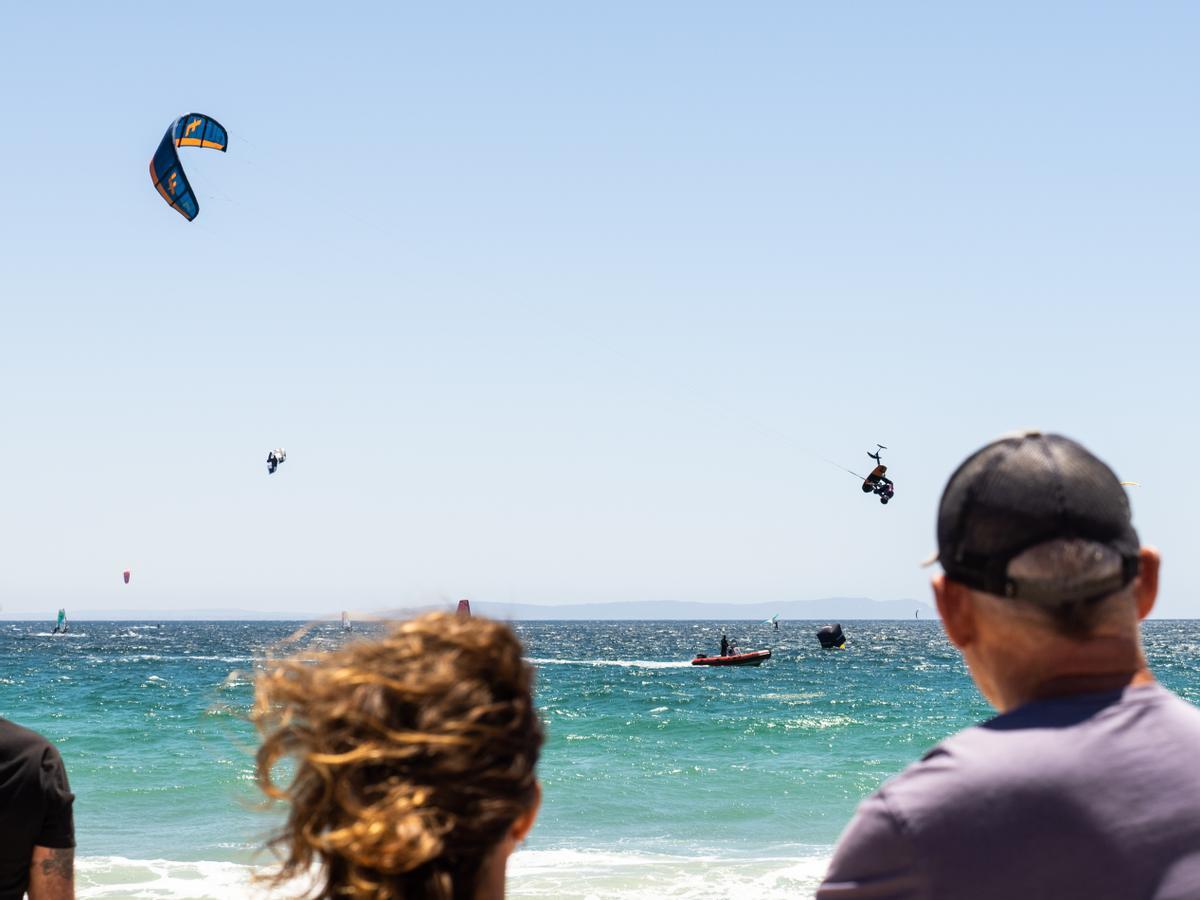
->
[253,612,543,900]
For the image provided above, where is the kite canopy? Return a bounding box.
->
[149,113,228,221]
[817,623,846,649]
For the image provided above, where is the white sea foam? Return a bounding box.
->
[77,849,831,899]
[79,654,251,664]
[510,848,830,899]
[76,856,270,899]
[527,657,693,669]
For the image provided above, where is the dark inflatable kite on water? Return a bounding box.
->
[149,113,228,221]
[817,623,846,649]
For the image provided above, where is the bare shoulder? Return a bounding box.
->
[30,845,74,900]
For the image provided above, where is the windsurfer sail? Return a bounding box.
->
[457,599,471,618]
[52,609,68,635]
[341,611,351,632]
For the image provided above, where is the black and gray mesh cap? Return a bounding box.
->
[936,431,1140,603]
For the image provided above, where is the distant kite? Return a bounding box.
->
[123,568,131,584]
[149,113,228,221]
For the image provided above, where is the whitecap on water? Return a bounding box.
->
[508,847,831,899]
[76,849,832,900]
[526,658,692,669]
[76,857,271,899]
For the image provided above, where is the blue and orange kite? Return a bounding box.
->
[148,113,227,221]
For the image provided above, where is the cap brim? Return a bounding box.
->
[919,550,940,568]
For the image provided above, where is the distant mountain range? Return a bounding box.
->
[0,597,936,621]
[471,597,935,621]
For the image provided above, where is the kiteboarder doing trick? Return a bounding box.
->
[863,444,896,505]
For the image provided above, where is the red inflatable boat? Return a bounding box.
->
[691,649,771,667]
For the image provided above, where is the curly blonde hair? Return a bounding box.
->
[253,612,543,899]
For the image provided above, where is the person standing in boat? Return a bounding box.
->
[720,634,730,657]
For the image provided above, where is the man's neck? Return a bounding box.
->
[1025,666,1155,704]
[975,630,1153,713]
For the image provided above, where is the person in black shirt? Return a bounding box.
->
[0,719,74,900]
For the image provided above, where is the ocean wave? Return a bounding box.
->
[77,849,831,899]
[76,856,269,899]
[74,654,251,664]
[510,847,830,898]
[527,658,693,669]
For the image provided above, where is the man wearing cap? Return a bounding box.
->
[818,432,1200,899]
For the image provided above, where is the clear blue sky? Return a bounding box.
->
[2,3,1196,616]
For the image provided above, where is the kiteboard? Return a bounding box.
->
[861,465,887,493]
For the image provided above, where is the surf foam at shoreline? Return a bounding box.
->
[77,848,831,899]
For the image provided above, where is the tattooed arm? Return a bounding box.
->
[29,846,74,900]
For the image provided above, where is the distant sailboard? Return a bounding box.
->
[52,609,68,635]
[457,599,471,618]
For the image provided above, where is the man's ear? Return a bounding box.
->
[1134,547,1160,621]
[510,781,541,844]
[934,574,975,649]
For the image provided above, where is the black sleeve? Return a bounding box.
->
[36,745,75,849]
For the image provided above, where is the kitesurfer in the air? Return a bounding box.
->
[866,445,895,503]
[876,476,895,503]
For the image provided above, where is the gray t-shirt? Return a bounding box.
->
[818,684,1200,900]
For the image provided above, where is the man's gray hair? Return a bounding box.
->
[1007,539,1125,599]
[998,539,1133,636]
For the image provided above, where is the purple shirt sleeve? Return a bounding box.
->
[816,793,925,899]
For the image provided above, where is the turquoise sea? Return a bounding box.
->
[2,619,1198,899]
